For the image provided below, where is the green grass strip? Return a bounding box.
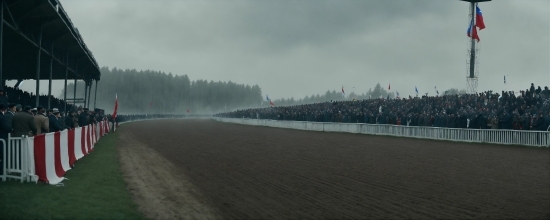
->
[0,132,145,220]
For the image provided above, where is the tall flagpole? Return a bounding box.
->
[460,0,491,94]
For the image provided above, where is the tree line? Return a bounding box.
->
[62,67,263,114]
[270,83,467,107]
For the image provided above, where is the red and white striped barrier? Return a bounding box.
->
[19,120,110,184]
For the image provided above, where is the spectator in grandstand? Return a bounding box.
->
[530,113,547,131]
[5,103,16,133]
[73,110,79,128]
[65,111,75,129]
[12,106,37,137]
[0,104,9,177]
[49,108,63,132]
[0,88,8,107]
[34,106,49,135]
[0,104,13,140]
[58,112,66,129]
[79,108,89,126]
[89,111,97,124]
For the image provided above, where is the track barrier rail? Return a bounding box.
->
[215,118,550,147]
[1,120,111,184]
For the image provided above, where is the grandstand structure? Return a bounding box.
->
[0,0,100,110]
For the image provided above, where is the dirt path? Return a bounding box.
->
[120,119,550,219]
[117,128,221,219]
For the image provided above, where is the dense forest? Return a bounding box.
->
[271,83,396,106]
[63,67,263,114]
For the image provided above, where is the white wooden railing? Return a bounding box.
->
[215,118,550,147]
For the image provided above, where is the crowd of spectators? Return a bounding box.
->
[216,83,550,131]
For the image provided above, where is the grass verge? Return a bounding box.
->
[0,132,145,219]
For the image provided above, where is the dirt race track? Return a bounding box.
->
[117,119,550,219]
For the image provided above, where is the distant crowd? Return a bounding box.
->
[215,83,550,131]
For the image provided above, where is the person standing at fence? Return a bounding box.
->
[73,110,80,128]
[78,108,89,127]
[30,108,37,116]
[65,110,75,129]
[49,108,63,133]
[12,106,37,137]
[0,88,8,108]
[58,112,67,129]
[5,104,16,133]
[34,106,49,135]
[0,104,10,177]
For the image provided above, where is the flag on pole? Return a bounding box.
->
[388,83,390,90]
[415,86,419,94]
[476,5,485,30]
[269,100,275,106]
[435,86,439,95]
[341,86,345,96]
[112,93,118,120]
[467,20,480,42]
[266,95,270,101]
[504,75,506,84]
[396,91,400,99]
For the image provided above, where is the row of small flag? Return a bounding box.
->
[266,75,507,105]
[341,84,438,99]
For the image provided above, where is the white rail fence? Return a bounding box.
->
[1,135,37,182]
[215,118,550,147]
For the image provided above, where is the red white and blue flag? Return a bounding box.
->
[476,6,485,30]
[341,86,345,96]
[467,20,480,42]
[266,95,274,106]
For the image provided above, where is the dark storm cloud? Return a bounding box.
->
[18,0,548,100]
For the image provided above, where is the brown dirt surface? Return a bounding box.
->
[117,126,221,219]
[119,119,550,219]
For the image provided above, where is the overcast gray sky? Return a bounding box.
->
[14,0,549,99]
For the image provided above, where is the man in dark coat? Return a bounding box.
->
[4,103,16,133]
[0,104,13,139]
[499,111,513,130]
[0,104,10,177]
[0,88,8,108]
[12,106,37,137]
[49,108,63,133]
[65,111,75,129]
[78,108,89,126]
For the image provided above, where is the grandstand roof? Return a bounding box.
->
[2,0,100,81]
